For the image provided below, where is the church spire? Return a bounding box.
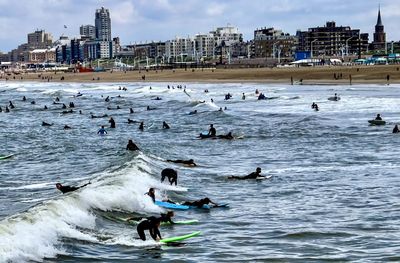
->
[376,5,383,26]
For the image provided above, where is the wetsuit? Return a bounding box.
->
[137,218,161,241]
[159,213,174,224]
[127,142,139,151]
[58,185,79,194]
[375,116,382,120]
[229,171,262,180]
[208,127,216,137]
[97,128,107,135]
[161,168,177,185]
[182,198,212,208]
[167,159,196,166]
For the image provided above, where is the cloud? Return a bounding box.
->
[111,1,138,25]
[206,3,226,16]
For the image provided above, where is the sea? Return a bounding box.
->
[0,81,400,262]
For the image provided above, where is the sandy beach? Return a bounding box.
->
[2,65,400,85]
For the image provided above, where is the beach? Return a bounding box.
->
[3,65,400,84]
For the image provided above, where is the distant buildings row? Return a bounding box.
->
[0,7,397,66]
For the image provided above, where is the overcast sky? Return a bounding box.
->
[0,0,398,52]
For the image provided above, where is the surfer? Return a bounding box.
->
[208,124,216,137]
[393,125,400,133]
[182,197,217,208]
[137,217,162,241]
[161,168,178,185]
[375,114,383,121]
[128,211,175,224]
[228,167,264,180]
[139,121,144,130]
[242,93,246,100]
[189,110,197,115]
[126,139,139,151]
[146,188,156,203]
[162,121,170,129]
[127,118,135,124]
[42,121,53,126]
[56,182,90,194]
[97,125,107,135]
[217,132,234,140]
[109,117,116,128]
[167,159,197,166]
[130,108,134,114]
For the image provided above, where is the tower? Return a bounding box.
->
[372,6,386,50]
[95,7,111,41]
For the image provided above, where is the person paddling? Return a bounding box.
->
[228,167,264,180]
[56,182,90,194]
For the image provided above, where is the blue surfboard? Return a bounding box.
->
[155,200,190,210]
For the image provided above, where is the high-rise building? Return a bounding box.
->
[80,25,96,40]
[371,7,386,51]
[254,27,298,58]
[297,21,369,57]
[95,7,111,41]
[27,30,53,48]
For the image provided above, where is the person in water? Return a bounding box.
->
[242,93,246,100]
[139,122,144,130]
[128,211,175,224]
[182,197,217,208]
[109,117,116,128]
[228,167,264,180]
[393,125,400,133]
[208,124,216,137]
[97,125,107,135]
[137,217,162,241]
[189,110,197,115]
[167,159,197,166]
[56,182,90,194]
[126,139,139,151]
[217,132,234,140]
[130,108,134,114]
[375,114,383,121]
[42,121,53,126]
[146,188,156,203]
[161,168,178,185]
[162,121,170,129]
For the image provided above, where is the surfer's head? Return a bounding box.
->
[166,211,174,217]
[256,167,261,173]
[55,183,62,189]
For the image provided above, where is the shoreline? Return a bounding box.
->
[1,65,400,85]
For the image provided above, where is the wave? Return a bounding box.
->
[0,153,184,262]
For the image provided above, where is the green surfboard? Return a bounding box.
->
[160,231,201,243]
[0,154,14,160]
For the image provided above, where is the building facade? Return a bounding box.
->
[254,27,298,58]
[165,37,195,62]
[297,21,369,57]
[95,7,111,41]
[29,48,56,63]
[27,30,53,48]
[80,25,96,40]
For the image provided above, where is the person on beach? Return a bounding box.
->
[167,159,197,166]
[146,188,156,203]
[161,168,178,185]
[109,117,116,128]
[228,167,264,180]
[182,197,218,208]
[375,114,383,121]
[136,217,162,241]
[97,125,107,135]
[56,182,90,194]
[162,121,170,129]
[393,125,400,133]
[126,139,139,151]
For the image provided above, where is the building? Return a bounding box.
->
[370,7,386,51]
[0,52,10,62]
[194,34,215,58]
[84,40,114,60]
[254,27,298,58]
[27,30,53,48]
[80,25,96,40]
[165,37,195,62]
[28,48,56,63]
[297,21,369,57]
[95,7,111,41]
[210,26,243,47]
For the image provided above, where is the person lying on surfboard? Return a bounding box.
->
[166,159,197,166]
[182,197,218,208]
[56,182,91,194]
[217,132,234,140]
[228,167,264,180]
[137,217,162,241]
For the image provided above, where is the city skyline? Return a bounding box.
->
[0,0,398,52]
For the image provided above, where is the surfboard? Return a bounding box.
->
[368,120,386,125]
[155,200,190,210]
[256,175,272,180]
[160,231,201,243]
[0,154,14,160]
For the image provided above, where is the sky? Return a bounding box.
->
[0,0,399,52]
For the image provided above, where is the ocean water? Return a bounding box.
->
[1,81,400,262]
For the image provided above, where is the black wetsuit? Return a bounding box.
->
[58,185,79,194]
[137,218,161,241]
[127,142,139,151]
[161,168,178,185]
[230,172,261,180]
[167,159,196,166]
[209,127,216,137]
[159,213,174,224]
[182,198,211,208]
